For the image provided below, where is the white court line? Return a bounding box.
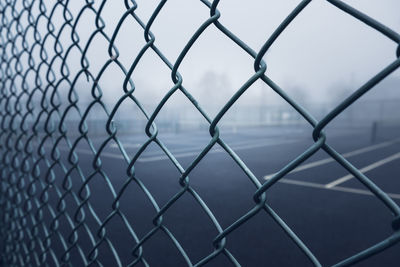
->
[74,148,125,160]
[277,178,400,200]
[52,146,125,160]
[50,138,300,163]
[111,137,298,158]
[112,141,203,154]
[139,137,296,158]
[111,143,142,148]
[137,139,300,162]
[264,138,400,179]
[325,152,400,188]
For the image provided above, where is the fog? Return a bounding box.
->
[76,1,400,109]
[7,0,400,133]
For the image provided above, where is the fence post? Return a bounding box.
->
[371,121,377,143]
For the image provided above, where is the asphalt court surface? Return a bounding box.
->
[96,125,400,199]
[35,124,400,266]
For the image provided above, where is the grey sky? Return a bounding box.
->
[66,0,400,113]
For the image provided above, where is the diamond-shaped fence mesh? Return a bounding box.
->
[0,0,399,266]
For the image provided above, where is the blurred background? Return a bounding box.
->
[22,0,400,139]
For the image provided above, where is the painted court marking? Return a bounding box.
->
[325,152,400,188]
[264,138,400,179]
[137,137,298,160]
[138,139,300,162]
[55,146,126,160]
[111,143,142,148]
[112,136,300,158]
[277,178,400,200]
[50,137,300,163]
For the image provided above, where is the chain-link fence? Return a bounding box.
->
[0,0,400,266]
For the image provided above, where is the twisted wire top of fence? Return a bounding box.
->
[0,0,399,266]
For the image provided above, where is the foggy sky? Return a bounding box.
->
[52,1,400,113]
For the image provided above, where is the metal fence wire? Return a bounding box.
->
[0,0,400,266]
